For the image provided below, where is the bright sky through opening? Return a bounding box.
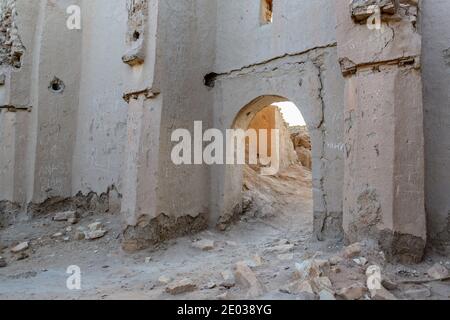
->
[274,102,306,127]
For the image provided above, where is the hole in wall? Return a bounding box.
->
[133,31,140,41]
[204,72,218,88]
[48,77,65,94]
[261,0,273,25]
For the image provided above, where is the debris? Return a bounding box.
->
[192,239,215,251]
[84,222,107,240]
[337,283,368,300]
[68,217,78,225]
[294,259,322,281]
[0,256,6,268]
[16,252,29,261]
[353,257,368,266]
[284,280,315,295]
[343,242,362,259]
[85,229,107,240]
[53,211,77,222]
[370,286,397,300]
[158,275,172,285]
[88,222,103,231]
[403,287,431,300]
[220,270,236,288]
[52,232,63,238]
[312,276,334,294]
[427,263,449,280]
[264,243,294,254]
[381,277,398,290]
[243,255,264,268]
[329,255,343,265]
[166,278,197,295]
[145,257,152,264]
[74,229,86,241]
[11,242,29,253]
[319,289,336,300]
[234,262,266,298]
[205,282,217,289]
[217,292,230,300]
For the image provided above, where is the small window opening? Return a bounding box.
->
[261,0,273,24]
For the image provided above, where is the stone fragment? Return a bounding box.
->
[337,283,368,300]
[312,277,334,294]
[427,263,449,280]
[264,243,294,254]
[52,232,63,238]
[329,255,343,265]
[84,222,107,240]
[0,256,6,268]
[158,275,172,285]
[11,242,29,253]
[53,211,77,222]
[85,229,107,240]
[370,286,397,300]
[166,278,197,295]
[16,252,29,260]
[234,262,266,298]
[220,270,236,288]
[192,239,215,251]
[319,289,336,300]
[68,217,79,225]
[353,257,368,266]
[294,259,322,281]
[403,287,431,300]
[243,255,264,268]
[285,280,315,295]
[205,281,217,289]
[74,228,86,241]
[343,243,362,259]
[217,292,230,300]
[381,277,398,291]
[88,222,103,231]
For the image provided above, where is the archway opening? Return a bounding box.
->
[231,97,313,236]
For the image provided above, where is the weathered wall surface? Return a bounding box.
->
[71,0,128,196]
[421,0,450,250]
[1,0,82,206]
[337,0,426,263]
[214,0,337,73]
[121,0,218,250]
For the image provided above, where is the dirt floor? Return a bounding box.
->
[0,165,449,300]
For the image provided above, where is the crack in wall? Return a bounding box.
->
[204,43,337,87]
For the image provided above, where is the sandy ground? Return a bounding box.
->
[0,165,449,300]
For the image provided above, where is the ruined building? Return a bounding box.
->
[1,0,449,264]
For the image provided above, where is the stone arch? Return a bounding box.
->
[209,49,345,240]
[215,94,317,231]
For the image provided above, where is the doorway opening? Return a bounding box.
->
[236,99,313,235]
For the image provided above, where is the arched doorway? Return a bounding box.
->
[217,95,313,236]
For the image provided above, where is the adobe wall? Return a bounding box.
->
[421,0,450,250]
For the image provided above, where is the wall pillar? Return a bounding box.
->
[336,0,426,263]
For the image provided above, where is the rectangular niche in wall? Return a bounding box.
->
[261,0,273,25]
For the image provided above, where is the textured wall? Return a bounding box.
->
[422,0,450,249]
